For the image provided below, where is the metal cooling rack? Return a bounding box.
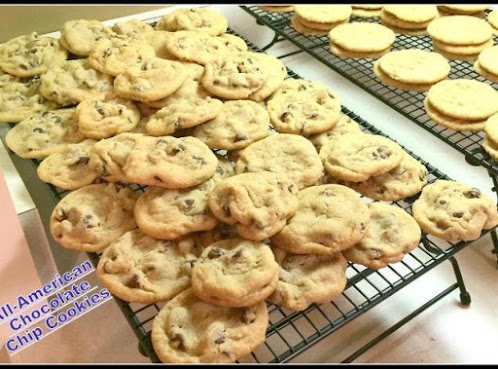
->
[0,25,490,364]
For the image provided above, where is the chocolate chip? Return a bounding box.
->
[146,265,156,272]
[360,222,366,231]
[193,155,206,166]
[208,248,223,259]
[214,332,225,345]
[125,274,141,289]
[453,212,464,218]
[20,65,28,70]
[118,108,123,115]
[29,48,37,54]
[308,113,319,119]
[287,103,296,110]
[83,214,94,228]
[241,309,256,324]
[253,220,265,230]
[222,204,231,217]
[56,209,68,222]
[74,157,90,166]
[54,116,62,123]
[375,145,390,159]
[182,198,195,211]
[419,170,427,181]
[153,175,163,182]
[216,166,224,175]
[96,108,106,117]
[167,144,185,156]
[110,255,117,261]
[280,111,293,121]
[174,119,182,128]
[234,133,247,142]
[288,184,295,193]
[213,80,221,86]
[170,333,185,350]
[103,48,112,58]
[298,85,307,91]
[33,128,44,133]
[319,190,334,197]
[232,249,244,260]
[464,188,481,199]
[439,199,446,205]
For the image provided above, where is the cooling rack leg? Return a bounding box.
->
[259,32,284,52]
[448,256,471,306]
[491,229,498,265]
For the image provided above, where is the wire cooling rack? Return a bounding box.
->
[0,26,488,363]
[241,6,498,177]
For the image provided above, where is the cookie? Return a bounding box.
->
[268,247,347,311]
[352,6,382,18]
[272,184,370,254]
[432,38,493,56]
[134,156,233,240]
[474,59,498,84]
[112,19,154,38]
[60,19,114,57]
[258,6,294,12]
[488,10,498,34]
[427,15,493,46]
[50,183,139,252]
[151,289,268,363]
[373,61,442,92]
[382,5,438,24]
[191,238,279,307]
[114,57,187,102]
[412,180,498,242]
[294,5,352,24]
[343,203,422,270]
[165,31,229,65]
[319,132,405,182]
[97,230,201,304]
[290,15,329,37]
[308,113,362,150]
[89,36,156,77]
[37,139,99,190]
[330,42,391,59]
[432,45,481,61]
[379,22,428,36]
[208,172,299,241]
[192,99,270,151]
[156,7,228,36]
[267,79,341,136]
[438,5,490,15]
[5,108,85,159]
[138,30,178,60]
[329,22,395,54]
[75,97,141,139]
[483,135,498,160]
[352,5,383,10]
[424,97,486,131]
[123,135,218,189]
[247,53,287,102]
[235,133,324,189]
[427,79,498,121]
[0,32,68,77]
[202,52,270,99]
[485,113,498,144]
[218,33,249,53]
[297,17,349,32]
[345,154,428,201]
[40,58,114,106]
[0,74,59,123]
[476,45,498,76]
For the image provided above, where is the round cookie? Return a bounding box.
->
[432,38,493,56]
[123,135,218,189]
[50,183,139,252]
[97,230,201,304]
[424,97,486,131]
[40,58,114,106]
[192,100,270,151]
[112,19,154,38]
[0,32,68,77]
[483,135,498,160]
[319,132,405,182]
[75,97,141,140]
[156,8,228,36]
[151,289,268,363]
[345,154,428,201]
[476,45,498,76]
[191,238,279,307]
[432,45,481,61]
[208,172,299,241]
[290,15,329,37]
[268,247,348,312]
[412,180,498,242]
[474,59,498,84]
[373,61,440,92]
[258,6,294,13]
[485,113,498,144]
[380,10,433,31]
[294,5,352,24]
[134,156,233,240]
[352,5,383,10]
[235,133,324,189]
[218,33,248,53]
[247,53,287,102]
[379,22,429,36]
[352,8,382,18]
[5,108,85,159]
[114,57,187,102]
[329,22,396,53]
[60,19,114,57]
[309,113,362,150]
[383,5,438,24]
[343,202,422,270]
[138,30,177,60]
[488,10,498,34]
[427,79,498,121]
[271,184,370,255]
[267,79,341,136]
[438,5,490,15]
[165,31,228,65]
[297,17,348,32]
[427,15,493,46]
[37,139,99,190]
[329,43,390,59]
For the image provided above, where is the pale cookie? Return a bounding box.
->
[60,19,114,57]
[376,49,451,85]
[330,42,391,59]
[272,184,370,255]
[235,133,324,189]
[344,203,422,270]
[218,34,249,53]
[37,139,99,190]
[438,5,490,15]
[165,31,229,65]
[474,60,498,84]
[352,8,382,18]
[379,22,428,36]
[50,183,139,252]
[476,45,498,76]
[89,37,156,77]
[191,238,279,307]
[267,79,341,136]
[208,172,299,241]
[484,113,498,144]
[380,10,433,31]
[247,53,287,102]
[427,79,498,121]
[309,113,362,150]
[488,11,498,34]
[290,15,329,37]
[432,45,480,61]
[258,6,294,12]
[151,289,268,363]
[0,75,59,123]
[75,97,140,140]
[97,230,201,304]
[346,154,428,201]
[112,19,154,38]
[438,9,485,19]
[268,247,347,312]
[352,5,383,10]
[329,22,395,53]
[123,135,218,189]
[432,38,493,56]
[294,5,352,24]
[374,62,442,92]
[424,98,486,131]
[427,15,493,46]
[412,180,498,242]
[134,157,233,240]
[40,58,113,106]
[383,5,438,23]
[0,33,67,77]
[319,132,405,182]
[88,132,143,182]
[202,52,270,99]
[156,8,228,36]
[483,136,498,160]
[297,17,348,32]
[114,57,187,102]
[138,31,177,59]
[192,100,270,151]
[5,109,85,159]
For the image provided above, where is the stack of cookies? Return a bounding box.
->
[427,15,494,61]
[474,45,498,83]
[291,5,352,36]
[437,4,490,18]
[483,113,498,159]
[488,10,498,35]
[380,5,439,36]
[351,5,383,18]
[424,79,498,131]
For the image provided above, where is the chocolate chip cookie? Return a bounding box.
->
[60,19,114,57]
[155,7,228,36]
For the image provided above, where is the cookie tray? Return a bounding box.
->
[0,26,492,363]
[241,6,498,179]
